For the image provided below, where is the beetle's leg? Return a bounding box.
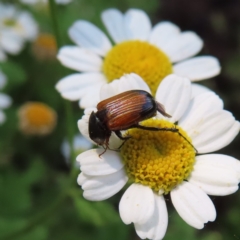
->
[99,145,108,158]
[114,130,131,150]
[134,124,178,132]
[98,137,111,157]
[114,130,131,140]
[98,137,126,155]
[116,140,127,151]
[134,124,198,154]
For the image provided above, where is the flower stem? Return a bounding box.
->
[48,0,75,167]
[48,0,62,48]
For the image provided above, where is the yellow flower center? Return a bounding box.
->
[18,102,57,135]
[121,119,195,194]
[3,18,16,27]
[103,40,172,95]
[3,18,23,35]
[35,33,56,50]
[32,33,57,60]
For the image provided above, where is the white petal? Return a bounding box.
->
[78,108,97,143]
[191,83,213,98]
[100,73,150,101]
[119,183,155,224]
[189,154,240,196]
[0,110,6,124]
[149,21,180,49]
[101,8,127,43]
[77,149,124,176]
[18,12,38,40]
[124,9,151,41]
[182,107,240,153]
[84,107,98,115]
[173,56,221,81]
[57,46,102,72]
[0,93,12,109]
[161,32,203,63]
[135,194,168,240]
[0,30,24,54]
[55,73,106,101]
[78,169,128,201]
[78,119,91,141]
[69,20,112,56]
[198,120,240,153]
[107,132,123,149]
[155,74,191,122]
[0,4,15,17]
[179,91,223,129]
[79,85,102,108]
[171,181,216,229]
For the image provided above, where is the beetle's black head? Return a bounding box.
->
[89,111,111,146]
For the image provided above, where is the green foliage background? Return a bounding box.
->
[0,0,240,239]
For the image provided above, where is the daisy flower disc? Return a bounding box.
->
[122,119,195,194]
[56,8,221,108]
[77,73,240,240]
[18,102,57,136]
[31,33,57,61]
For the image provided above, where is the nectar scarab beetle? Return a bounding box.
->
[88,90,196,156]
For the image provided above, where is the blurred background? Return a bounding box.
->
[0,0,240,239]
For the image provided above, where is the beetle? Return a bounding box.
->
[89,90,195,156]
[88,90,173,155]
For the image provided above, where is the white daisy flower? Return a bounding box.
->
[56,8,221,109]
[77,73,240,240]
[0,70,12,124]
[0,3,38,57]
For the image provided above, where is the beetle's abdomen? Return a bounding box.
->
[97,90,156,130]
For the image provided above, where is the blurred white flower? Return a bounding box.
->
[0,70,12,125]
[0,3,38,58]
[20,0,72,5]
[61,134,92,166]
[56,8,221,109]
[77,73,240,240]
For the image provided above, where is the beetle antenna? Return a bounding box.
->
[134,124,198,154]
[99,145,108,158]
[176,131,198,154]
